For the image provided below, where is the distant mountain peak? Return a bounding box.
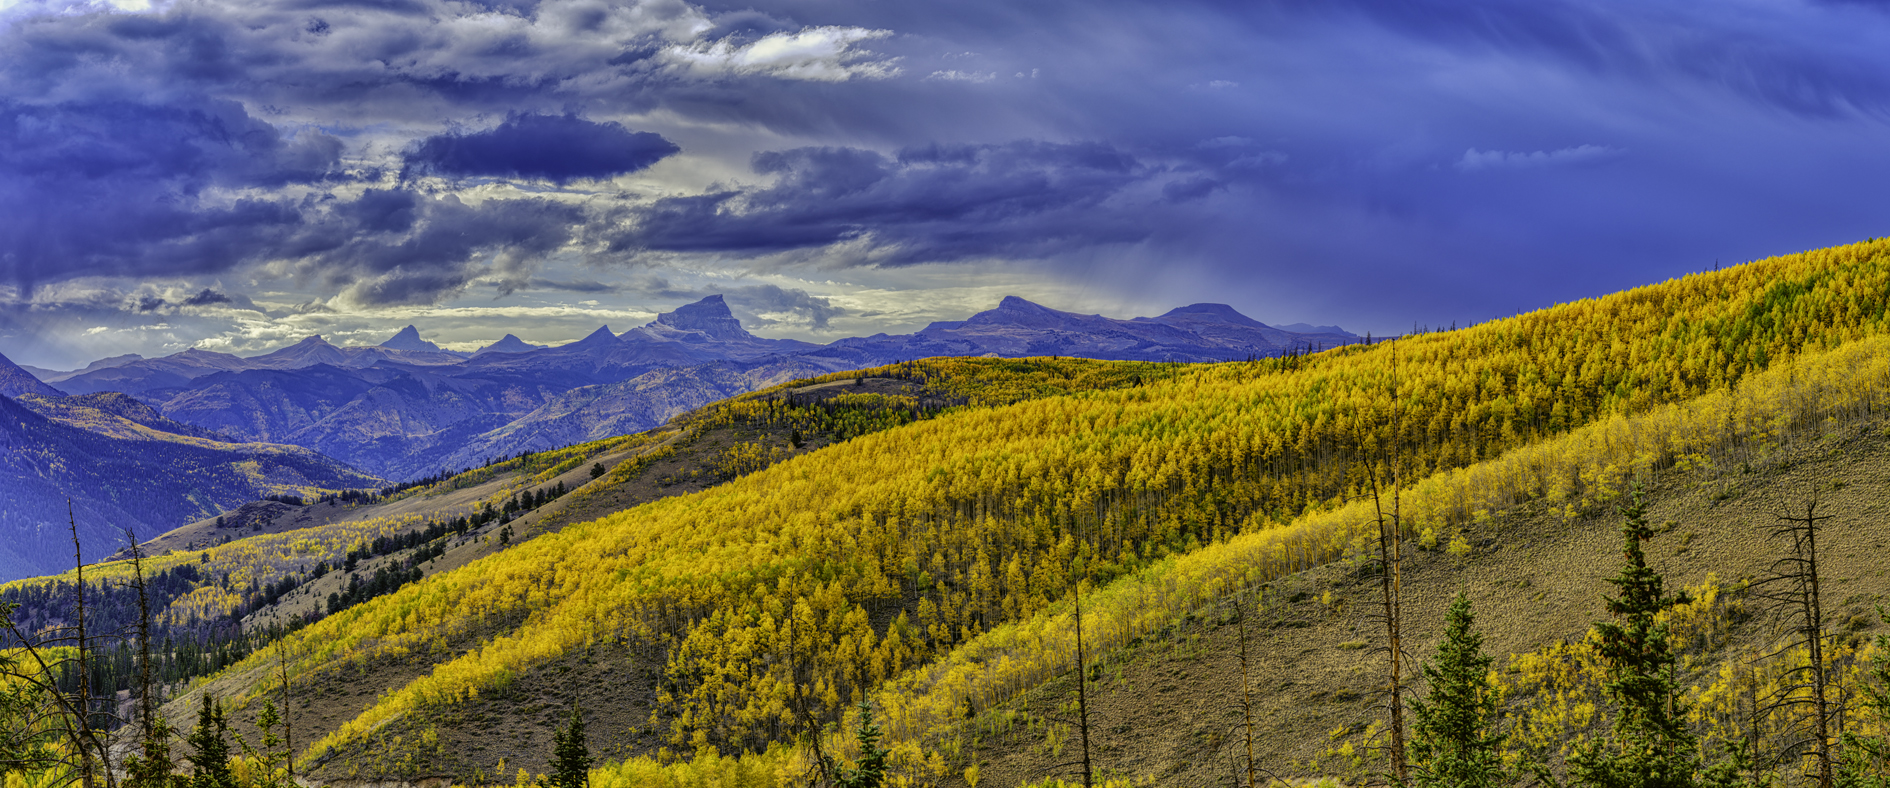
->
[960,296,1098,331]
[293,335,332,346]
[1157,303,1269,328]
[379,325,443,353]
[1275,322,1356,337]
[997,295,1050,312]
[649,295,753,343]
[473,334,543,356]
[566,325,621,350]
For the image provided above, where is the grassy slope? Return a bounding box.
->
[955,414,1890,787]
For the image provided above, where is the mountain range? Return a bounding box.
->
[0,349,380,579]
[11,296,1358,480]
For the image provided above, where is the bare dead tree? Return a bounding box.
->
[1750,492,1838,788]
[1363,339,1410,785]
[1037,580,1100,787]
[1071,582,1095,788]
[1233,589,1260,788]
[1220,585,1290,788]
[276,639,295,783]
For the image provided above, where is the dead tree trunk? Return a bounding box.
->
[1752,493,1837,788]
[1073,583,1095,788]
[1366,341,1409,785]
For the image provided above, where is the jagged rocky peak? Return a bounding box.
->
[474,334,542,356]
[650,294,754,342]
[565,325,622,349]
[379,325,443,353]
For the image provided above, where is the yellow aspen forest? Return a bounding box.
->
[173,238,1890,777]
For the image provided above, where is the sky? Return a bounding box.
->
[1,0,1888,368]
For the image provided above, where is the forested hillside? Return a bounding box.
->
[6,238,1890,786]
[164,238,1890,782]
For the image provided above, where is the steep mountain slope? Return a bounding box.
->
[0,384,381,581]
[0,349,60,398]
[151,238,1890,783]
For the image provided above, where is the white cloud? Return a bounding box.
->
[927,69,997,83]
[1455,144,1623,171]
[660,26,901,82]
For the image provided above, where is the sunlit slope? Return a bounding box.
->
[844,318,1890,779]
[227,238,1890,770]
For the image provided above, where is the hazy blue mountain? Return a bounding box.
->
[1274,322,1357,337]
[19,353,146,384]
[56,334,467,395]
[819,296,1360,363]
[0,370,379,581]
[39,295,1360,480]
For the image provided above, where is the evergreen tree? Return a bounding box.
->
[834,702,889,788]
[185,694,237,788]
[240,698,294,788]
[1411,592,1510,788]
[548,702,590,788]
[123,716,179,788]
[1838,608,1890,787]
[1570,487,1702,788]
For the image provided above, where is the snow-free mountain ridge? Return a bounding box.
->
[18,296,1360,479]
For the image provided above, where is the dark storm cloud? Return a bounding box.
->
[1263,0,1890,120]
[1,0,1889,352]
[732,283,845,329]
[527,278,620,293]
[284,190,586,305]
[182,288,235,307]
[404,114,680,184]
[616,140,1150,263]
[0,98,340,290]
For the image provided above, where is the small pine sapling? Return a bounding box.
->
[548,702,591,788]
[1410,592,1511,788]
[833,702,890,788]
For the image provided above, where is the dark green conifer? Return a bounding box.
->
[548,701,591,788]
[186,694,237,788]
[1411,591,1510,788]
[834,702,889,788]
[1570,487,1702,788]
